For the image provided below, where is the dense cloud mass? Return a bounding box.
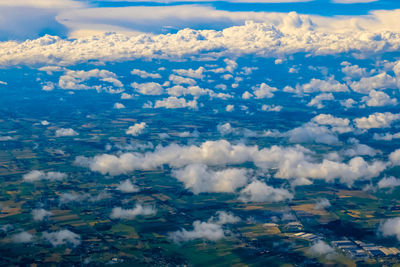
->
[75,140,387,187]
[3,9,400,67]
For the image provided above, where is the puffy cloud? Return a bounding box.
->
[373,132,400,141]
[288,123,339,145]
[242,91,253,99]
[131,69,161,79]
[312,114,352,133]
[261,104,282,112]
[55,128,78,137]
[131,82,163,95]
[308,241,335,256]
[252,83,277,99]
[314,198,331,210]
[32,208,52,221]
[23,170,67,182]
[5,9,400,67]
[126,122,147,136]
[341,62,368,79]
[168,211,239,243]
[379,217,400,241]
[389,149,400,166]
[166,85,211,98]
[350,73,397,94]
[42,230,81,247]
[342,140,379,157]
[340,98,356,109]
[59,69,123,90]
[12,232,34,243]
[239,180,293,202]
[295,78,349,94]
[307,93,334,109]
[225,104,234,112]
[110,204,156,219]
[116,179,139,193]
[172,164,249,194]
[173,67,204,79]
[361,90,397,107]
[378,177,400,189]
[114,102,125,109]
[354,112,400,129]
[169,74,196,86]
[75,140,386,186]
[153,97,198,109]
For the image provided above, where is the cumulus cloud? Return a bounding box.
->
[312,114,352,133]
[42,229,81,247]
[116,179,140,193]
[32,208,52,221]
[12,231,34,243]
[261,104,282,112]
[131,69,161,79]
[75,139,387,186]
[292,78,348,94]
[378,177,400,189]
[153,97,198,109]
[172,164,249,194]
[168,211,239,243]
[361,90,397,107]
[354,112,400,129]
[288,123,339,145]
[373,132,400,141]
[59,191,111,203]
[55,128,78,137]
[307,93,334,109]
[173,67,205,79]
[389,149,400,166]
[59,69,123,91]
[114,102,125,109]
[252,83,277,99]
[314,198,331,210]
[308,241,335,256]
[23,170,67,182]
[126,122,147,136]
[4,9,400,67]
[239,180,293,202]
[131,82,163,95]
[110,204,156,219]
[379,217,400,241]
[350,73,397,94]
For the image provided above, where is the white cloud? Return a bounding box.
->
[361,90,397,107]
[32,208,52,221]
[116,179,140,193]
[126,122,147,136]
[261,104,282,112]
[314,198,331,210]
[173,67,204,79]
[225,104,234,112]
[131,82,163,95]
[307,93,334,109]
[55,128,78,137]
[131,69,161,79]
[308,241,335,256]
[378,177,400,189]
[389,149,400,166]
[42,229,81,247]
[350,73,397,94]
[288,123,339,145]
[373,132,400,141]
[169,74,196,86]
[295,78,349,94]
[59,69,123,90]
[153,97,198,109]
[332,0,377,3]
[239,180,293,202]
[354,112,400,129]
[114,102,125,109]
[110,204,156,219]
[252,83,277,99]
[172,164,249,194]
[168,211,239,243]
[12,232,34,243]
[23,170,67,182]
[379,217,400,241]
